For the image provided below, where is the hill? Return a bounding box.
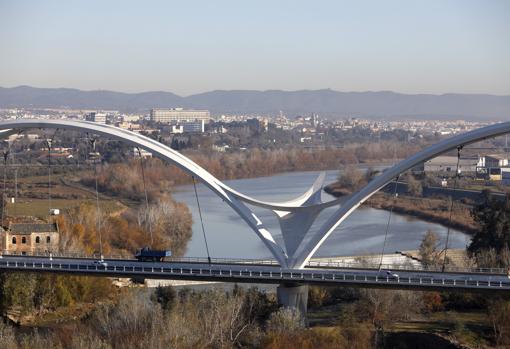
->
[1,86,509,120]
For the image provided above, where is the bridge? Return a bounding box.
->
[0,119,509,313]
[1,254,509,290]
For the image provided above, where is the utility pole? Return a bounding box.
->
[14,168,18,217]
[46,138,52,215]
[2,149,9,224]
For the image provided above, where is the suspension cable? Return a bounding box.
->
[441,146,463,272]
[379,174,400,269]
[192,176,211,264]
[88,135,104,260]
[1,148,10,225]
[137,147,153,246]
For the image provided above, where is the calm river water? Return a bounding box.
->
[174,169,470,259]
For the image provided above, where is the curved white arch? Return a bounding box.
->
[1,119,509,269]
[0,119,292,265]
[290,121,510,268]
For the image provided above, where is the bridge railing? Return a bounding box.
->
[1,250,506,275]
[306,259,506,275]
[0,250,280,266]
[2,257,510,291]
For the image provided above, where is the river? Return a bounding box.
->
[173,169,470,260]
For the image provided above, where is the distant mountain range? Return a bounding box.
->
[1,85,509,121]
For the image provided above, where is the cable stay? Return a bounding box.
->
[192,176,212,264]
[137,147,154,247]
[88,134,104,260]
[441,146,463,272]
[378,174,400,270]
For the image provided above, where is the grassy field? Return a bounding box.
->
[2,170,128,219]
[6,198,124,219]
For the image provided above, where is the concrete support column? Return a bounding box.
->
[277,283,309,316]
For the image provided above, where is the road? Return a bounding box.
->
[1,255,509,292]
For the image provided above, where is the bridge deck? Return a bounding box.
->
[1,255,509,292]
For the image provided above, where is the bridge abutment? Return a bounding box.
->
[277,283,308,317]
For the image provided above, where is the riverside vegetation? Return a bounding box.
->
[1,166,509,348]
[1,140,509,347]
[324,166,497,234]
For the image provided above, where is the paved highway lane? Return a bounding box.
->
[1,255,509,292]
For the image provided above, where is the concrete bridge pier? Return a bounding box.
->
[277,283,309,317]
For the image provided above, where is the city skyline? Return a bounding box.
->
[0,0,509,96]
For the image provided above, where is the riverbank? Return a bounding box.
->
[324,183,478,235]
[368,194,477,234]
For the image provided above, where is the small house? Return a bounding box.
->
[2,222,59,255]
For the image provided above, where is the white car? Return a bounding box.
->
[93,260,108,267]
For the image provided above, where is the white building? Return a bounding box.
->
[86,112,107,124]
[424,156,479,174]
[170,120,205,133]
[122,115,141,123]
[477,154,509,168]
[150,108,210,124]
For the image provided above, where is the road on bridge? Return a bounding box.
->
[1,255,509,293]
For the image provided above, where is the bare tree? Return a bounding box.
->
[419,230,441,268]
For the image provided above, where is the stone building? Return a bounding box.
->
[2,223,59,254]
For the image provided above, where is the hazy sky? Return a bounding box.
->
[0,0,509,95]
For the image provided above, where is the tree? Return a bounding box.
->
[488,299,510,346]
[152,285,176,312]
[419,230,440,267]
[406,173,423,197]
[265,307,303,334]
[468,193,510,266]
[336,165,365,193]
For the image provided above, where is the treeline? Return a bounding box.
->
[82,142,422,201]
[1,283,508,348]
[56,198,192,257]
[0,272,115,317]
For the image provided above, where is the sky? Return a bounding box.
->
[0,0,509,96]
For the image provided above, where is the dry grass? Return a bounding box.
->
[6,199,124,219]
[368,193,477,234]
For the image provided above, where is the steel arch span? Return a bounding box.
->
[0,119,509,269]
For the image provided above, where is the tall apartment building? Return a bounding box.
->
[150,108,210,124]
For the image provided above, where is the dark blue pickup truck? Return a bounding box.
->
[135,247,172,262]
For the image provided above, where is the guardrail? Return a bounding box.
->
[306,260,507,275]
[1,251,506,275]
[0,258,509,291]
[0,250,281,265]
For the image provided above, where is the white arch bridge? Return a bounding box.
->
[0,119,510,270]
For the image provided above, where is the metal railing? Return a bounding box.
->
[306,259,507,275]
[0,250,280,265]
[0,258,509,291]
[1,250,506,275]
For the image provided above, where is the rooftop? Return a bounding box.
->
[6,223,58,234]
